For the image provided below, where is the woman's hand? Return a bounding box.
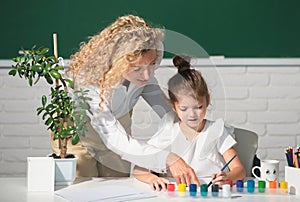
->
[148,176,170,191]
[167,153,200,187]
[211,171,228,186]
[133,166,170,192]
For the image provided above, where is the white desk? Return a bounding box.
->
[0,178,67,202]
[1,177,300,202]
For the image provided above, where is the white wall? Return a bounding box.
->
[1,58,300,179]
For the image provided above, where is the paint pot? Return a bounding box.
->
[258,180,266,193]
[189,184,197,197]
[222,184,231,198]
[247,180,255,193]
[236,180,244,192]
[211,184,219,197]
[200,184,208,197]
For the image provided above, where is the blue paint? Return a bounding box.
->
[236,180,244,192]
[247,180,255,193]
[189,184,197,197]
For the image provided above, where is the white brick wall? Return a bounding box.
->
[1,58,300,180]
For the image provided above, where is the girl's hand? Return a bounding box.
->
[149,177,170,191]
[211,171,228,186]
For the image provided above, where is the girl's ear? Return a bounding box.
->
[172,103,176,112]
[172,102,179,114]
[206,95,210,107]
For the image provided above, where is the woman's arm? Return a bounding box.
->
[133,166,170,191]
[83,86,199,186]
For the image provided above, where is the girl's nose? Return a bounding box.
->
[190,109,198,116]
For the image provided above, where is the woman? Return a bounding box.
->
[52,14,199,186]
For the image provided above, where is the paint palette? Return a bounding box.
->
[164,179,290,199]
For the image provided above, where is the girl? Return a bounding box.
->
[133,55,246,191]
[52,15,199,186]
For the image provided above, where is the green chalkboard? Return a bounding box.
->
[1,0,300,59]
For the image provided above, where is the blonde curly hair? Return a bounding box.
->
[68,15,164,109]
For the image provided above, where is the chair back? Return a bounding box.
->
[233,128,258,177]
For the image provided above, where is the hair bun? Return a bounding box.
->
[173,55,191,73]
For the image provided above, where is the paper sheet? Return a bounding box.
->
[55,184,157,202]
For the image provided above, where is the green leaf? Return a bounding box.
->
[45,73,53,84]
[47,56,57,63]
[72,134,79,145]
[50,124,57,131]
[65,79,74,89]
[31,65,43,73]
[45,117,53,126]
[35,55,43,63]
[54,66,64,71]
[80,103,90,110]
[36,107,44,115]
[45,63,51,71]
[45,103,55,111]
[40,69,47,76]
[30,45,37,52]
[29,77,33,86]
[42,95,47,106]
[53,132,59,140]
[38,47,49,55]
[50,69,61,79]
[42,112,49,120]
[8,69,17,76]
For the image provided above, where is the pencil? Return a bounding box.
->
[289,146,293,163]
[298,152,300,168]
[294,153,299,168]
[285,150,294,167]
[207,154,237,187]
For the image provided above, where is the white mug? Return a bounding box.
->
[252,160,279,181]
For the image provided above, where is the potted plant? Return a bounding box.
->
[8,42,91,186]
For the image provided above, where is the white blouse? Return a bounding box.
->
[147,112,237,176]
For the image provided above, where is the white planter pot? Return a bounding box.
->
[54,156,78,186]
